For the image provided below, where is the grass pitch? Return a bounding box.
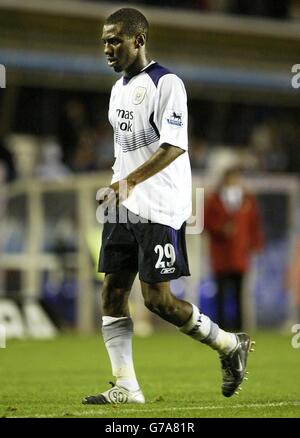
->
[0,331,299,418]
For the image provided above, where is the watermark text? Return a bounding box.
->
[0,325,6,348]
[291,64,300,89]
[0,64,6,88]
[291,324,300,349]
[96,182,204,235]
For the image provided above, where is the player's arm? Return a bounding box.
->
[98,144,184,207]
[111,143,184,198]
[128,143,184,185]
[97,145,183,207]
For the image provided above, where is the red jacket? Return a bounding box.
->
[204,191,264,274]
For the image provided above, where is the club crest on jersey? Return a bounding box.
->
[167,110,183,128]
[133,87,146,105]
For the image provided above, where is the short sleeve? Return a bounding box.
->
[108,83,116,128]
[154,74,188,150]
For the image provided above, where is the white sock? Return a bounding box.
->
[179,304,237,355]
[102,316,140,392]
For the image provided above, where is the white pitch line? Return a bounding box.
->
[116,400,300,414]
[8,401,300,418]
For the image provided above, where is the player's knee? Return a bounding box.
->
[101,278,130,314]
[102,285,128,305]
[143,291,173,316]
[102,276,130,296]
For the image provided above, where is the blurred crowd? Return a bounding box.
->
[0,98,114,183]
[1,96,300,184]
[89,0,300,20]
[189,112,300,174]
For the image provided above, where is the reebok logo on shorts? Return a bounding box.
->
[160,267,176,274]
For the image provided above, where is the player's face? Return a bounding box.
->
[102,24,138,73]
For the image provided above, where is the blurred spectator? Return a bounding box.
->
[249,120,288,172]
[190,137,209,169]
[59,100,88,167]
[94,122,114,170]
[206,146,241,176]
[274,117,300,173]
[42,267,77,329]
[0,138,16,183]
[204,166,264,330]
[205,0,230,12]
[35,139,71,180]
[72,127,98,172]
[8,135,38,180]
[229,0,290,19]
[290,0,300,19]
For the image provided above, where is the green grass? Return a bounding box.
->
[0,331,299,418]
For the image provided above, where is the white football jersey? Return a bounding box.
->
[108,61,192,229]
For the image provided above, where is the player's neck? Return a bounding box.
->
[124,54,152,78]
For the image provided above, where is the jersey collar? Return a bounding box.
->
[123,60,156,85]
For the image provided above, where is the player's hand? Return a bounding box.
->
[96,178,136,208]
[96,186,115,208]
[110,178,136,206]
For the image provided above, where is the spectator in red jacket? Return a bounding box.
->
[204,167,264,330]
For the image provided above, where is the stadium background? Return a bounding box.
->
[0,0,300,418]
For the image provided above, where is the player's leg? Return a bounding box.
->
[141,280,254,397]
[101,272,139,393]
[141,280,237,354]
[101,271,134,317]
[141,280,191,325]
[136,219,237,355]
[177,293,254,397]
[83,271,145,404]
[83,212,144,404]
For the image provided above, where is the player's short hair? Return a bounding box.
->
[105,8,149,40]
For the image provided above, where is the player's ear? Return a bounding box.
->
[135,33,146,48]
